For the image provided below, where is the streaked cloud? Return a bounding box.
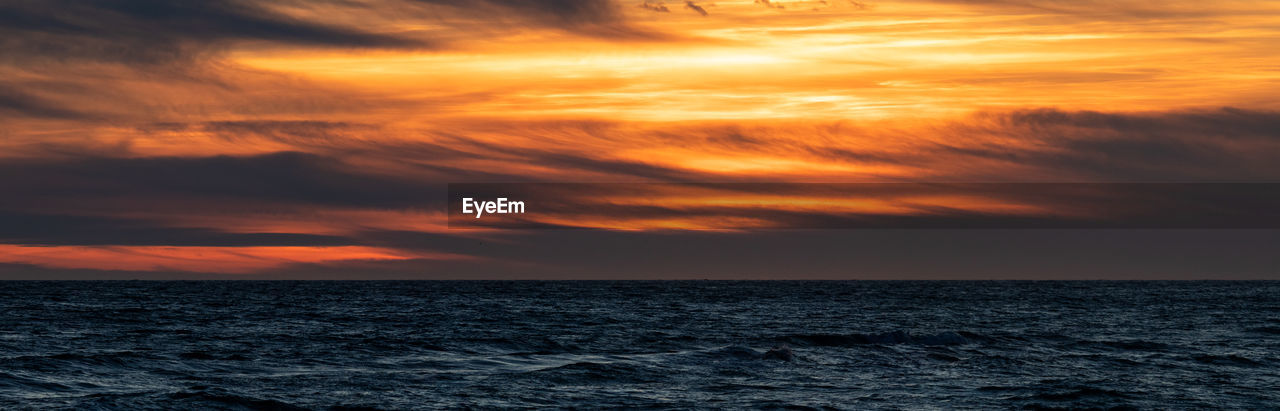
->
[1,0,1277,277]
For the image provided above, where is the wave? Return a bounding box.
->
[460,336,580,355]
[1190,354,1263,366]
[12,351,154,369]
[1009,385,1139,409]
[170,389,307,410]
[1071,339,1172,351]
[0,371,73,392]
[708,345,764,360]
[1029,386,1133,402]
[776,331,971,347]
[526,361,664,384]
[177,351,217,360]
[1246,326,1280,335]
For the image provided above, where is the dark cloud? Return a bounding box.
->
[806,147,908,166]
[0,151,445,210]
[414,0,625,26]
[756,0,785,9]
[176,120,377,147]
[685,1,708,16]
[0,212,354,246]
[388,0,669,40]
[0,0,679,66]
[446,182,1280,229]
[640,2,671,12]
[0,0,425,65]
[0,83,91,119]
[444,138,717,182]
[947,107,1280,181]
[999,107,1280,139]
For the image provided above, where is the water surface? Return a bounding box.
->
[1,281,1277,409]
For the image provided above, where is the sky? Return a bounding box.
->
[1,0,1278,279]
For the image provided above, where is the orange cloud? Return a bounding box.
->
[0,245,466,274]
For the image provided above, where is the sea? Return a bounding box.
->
[1,281,1277,409]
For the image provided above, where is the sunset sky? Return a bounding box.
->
[2,0,1278,279]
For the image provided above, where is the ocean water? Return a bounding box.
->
[0,281,1277,410]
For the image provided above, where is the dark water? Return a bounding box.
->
[1,281,1277,410]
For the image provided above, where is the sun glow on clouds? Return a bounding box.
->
[236,0,1280,122]
[2,0,1279,274]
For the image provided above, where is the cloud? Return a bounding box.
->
[640,2,671,12]
[756,0,785,9]
[444,182,1280,230]
[999,107,1280,139]
[0,151,446,211]
[1,0,1275,279]
[0,0,426,65]
[414,0,626,26]
[398,0,678,40]
[945,107,1280,181]
[435,108,1280,183]
[0,83,92,119]
[685,1,708,16]
[0,108,1276,276]
[0,212,355,246]
[0,1,681,125]
[0,0,682,67]
[924,0,1235,20]
[1,107,1277,274]
[0,244,435,273]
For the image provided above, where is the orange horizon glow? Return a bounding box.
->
[0,245,469,274]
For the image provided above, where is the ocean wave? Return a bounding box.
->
[1190,354,1263,366]
[695,345,802,363]
[12,351,154,369]
[1072,339,1172,351]
[526,361,664,384]
[1246,326,1280,335]
[170,389,307,410]
[776,331,971,347]
[1029,386,1133,402]
[708,345,764,360]
[460,336,581,355]
[0,371,73,392]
